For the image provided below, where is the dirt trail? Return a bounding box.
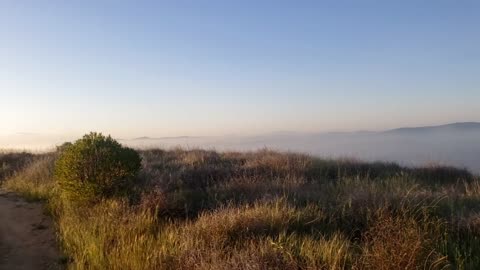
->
[0,190,60,270]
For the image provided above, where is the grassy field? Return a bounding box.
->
[1,148,480,269]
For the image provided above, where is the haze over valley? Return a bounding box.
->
[3,122,479,173]
[126,122,480,173]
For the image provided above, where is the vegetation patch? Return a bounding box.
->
[55,132,141,204]
[1,134,480,269]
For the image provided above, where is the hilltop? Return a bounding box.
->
[1,147,480,269]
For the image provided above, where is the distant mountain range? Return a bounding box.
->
[383,122,480,134]
[129,122,480,140]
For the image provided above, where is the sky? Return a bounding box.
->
[1,1,479,139]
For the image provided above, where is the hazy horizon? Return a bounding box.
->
[2,122,480,174]
[1,121,479,147]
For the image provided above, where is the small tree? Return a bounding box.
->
[55,132,141,203]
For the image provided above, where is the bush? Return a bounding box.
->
[55,132,141,203]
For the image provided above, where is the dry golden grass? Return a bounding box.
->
[2,148,480,269]
[355,207,448,270]
[0,151,34,181]
[2,154,56,200]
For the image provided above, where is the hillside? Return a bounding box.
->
[1,147,480,269]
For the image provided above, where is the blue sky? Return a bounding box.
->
[1,1,479,138]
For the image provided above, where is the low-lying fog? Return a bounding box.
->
[125,123,480,174]
[2,123,479,174]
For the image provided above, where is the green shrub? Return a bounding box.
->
[55,132,141,203]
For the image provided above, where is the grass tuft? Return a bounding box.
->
[1,148,479,269]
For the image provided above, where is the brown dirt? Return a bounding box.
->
[0,190,61,270]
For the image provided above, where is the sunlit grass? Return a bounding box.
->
[2,148,480,269]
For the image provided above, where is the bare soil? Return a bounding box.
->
[0,190,61,270]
